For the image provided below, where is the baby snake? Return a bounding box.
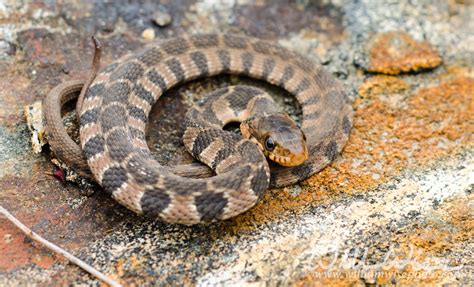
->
[43,33,353,225]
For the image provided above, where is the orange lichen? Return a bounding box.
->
[366,31,442,75]
[108,255,150,286]
[295,196,472,285]
[305,76,473,193]
[358,75,409,98]
[380,195,473,285]
[399,195,474,254]
[294,273,362,286]
[230,76,474,229]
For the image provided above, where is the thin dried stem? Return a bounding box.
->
[0,205,122,287]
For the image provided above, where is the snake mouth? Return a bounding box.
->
[265,149,308,167]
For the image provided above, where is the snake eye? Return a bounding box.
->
[265,136,275,151]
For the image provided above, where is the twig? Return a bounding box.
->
[0,205,122,287]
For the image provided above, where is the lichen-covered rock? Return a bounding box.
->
[0,0,473,286]
[364,31,442,75]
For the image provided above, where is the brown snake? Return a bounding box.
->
[43,33,353,225]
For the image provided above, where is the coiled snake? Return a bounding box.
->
[43,34,353,225]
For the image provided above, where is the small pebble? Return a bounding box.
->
[142,28,156,40]
[0,40,15,59]
[286,185,302,197]
[152,10,172,27]
[4,234,12,244]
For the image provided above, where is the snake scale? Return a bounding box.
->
[43,33,353,225]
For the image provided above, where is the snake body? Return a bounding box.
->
[44,33,353,224]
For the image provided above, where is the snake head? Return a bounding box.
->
[240,113,308,167]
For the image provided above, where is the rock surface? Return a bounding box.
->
[0,0,472,286]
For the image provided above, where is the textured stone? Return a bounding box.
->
[152,10,172,27]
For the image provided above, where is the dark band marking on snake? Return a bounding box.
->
[43,33,353,225]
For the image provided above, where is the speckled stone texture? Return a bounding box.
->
[0,0,473,286]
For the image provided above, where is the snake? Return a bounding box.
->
[43,33,353,225]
